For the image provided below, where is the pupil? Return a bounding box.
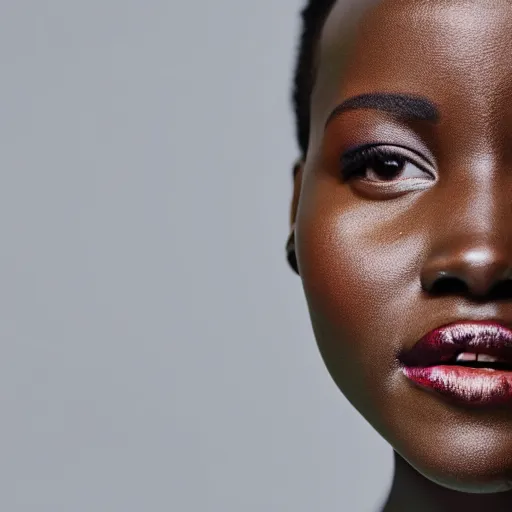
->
[373,157,404,179]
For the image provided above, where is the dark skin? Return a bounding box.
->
[289,0,512,510]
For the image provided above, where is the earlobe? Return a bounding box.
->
[286,159,304,275]
[290,160,303,227]
[286,225,299,274]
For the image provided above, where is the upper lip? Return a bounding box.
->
[399,321,512,367]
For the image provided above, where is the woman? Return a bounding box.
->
[287,0,512,510]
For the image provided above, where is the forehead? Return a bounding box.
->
[310,0,512,153]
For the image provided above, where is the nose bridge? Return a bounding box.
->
[450,154,503,230]
[436,150,512,240]
[421,165,512,298]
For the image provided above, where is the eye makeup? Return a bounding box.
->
[340,144,435,182]
[341,145,406,181]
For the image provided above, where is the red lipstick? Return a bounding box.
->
[400,322,512,406]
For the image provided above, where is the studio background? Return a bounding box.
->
[0,1,392,510]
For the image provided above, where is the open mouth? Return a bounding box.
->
[399,321,512,368]
[400,321,512,406]
[438,352,512,371]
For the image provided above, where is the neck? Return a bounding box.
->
[382,452,512,512]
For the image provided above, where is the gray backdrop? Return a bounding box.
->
[0,1,393,510]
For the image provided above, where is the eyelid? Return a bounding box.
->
[342,142,436,169]
[342,143,437,181]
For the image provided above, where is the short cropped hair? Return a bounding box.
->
[292,0,337,158]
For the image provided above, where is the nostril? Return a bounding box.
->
[426,276,469,296]
[489,279,512,301]
[422,274,512,300]
[421,245,512,299]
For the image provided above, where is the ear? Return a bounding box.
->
[286,159,304,275]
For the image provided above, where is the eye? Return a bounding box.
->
[341,145,434,185]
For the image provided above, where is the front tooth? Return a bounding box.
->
[477,354,499,363]
[456,352,477,362]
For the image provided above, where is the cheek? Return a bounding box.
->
[297,184,422,338]
[295,180,426,403]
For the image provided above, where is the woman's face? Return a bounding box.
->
[294,0,512,493]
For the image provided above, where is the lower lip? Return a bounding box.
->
[403,365,512,406]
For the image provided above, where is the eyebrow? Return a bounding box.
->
[325,93,440,128]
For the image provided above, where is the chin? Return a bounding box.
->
[390,427,512,494]
[318,346,512,497]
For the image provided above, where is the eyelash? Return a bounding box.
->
[340,145,408,181]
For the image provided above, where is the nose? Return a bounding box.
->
[420,240,512,300]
